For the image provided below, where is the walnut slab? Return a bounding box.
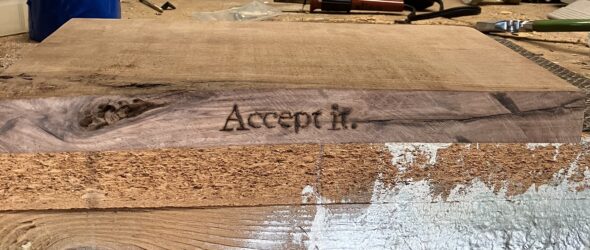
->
[0,19,584,152]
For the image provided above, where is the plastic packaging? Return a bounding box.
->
[27,0,121,42]
[193,1,281,22]
[0,0,28,37]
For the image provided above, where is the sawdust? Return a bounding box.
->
[0,34,34,73]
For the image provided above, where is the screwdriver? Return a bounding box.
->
[476,19,590,33]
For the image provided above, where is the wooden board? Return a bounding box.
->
[0,19,584,152]
[0,141,588,248]
[1,19,582,96]
[1,199,588,250]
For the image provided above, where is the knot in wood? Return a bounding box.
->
[79,98,165,130]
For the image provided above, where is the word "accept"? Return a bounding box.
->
[221,104,357,133]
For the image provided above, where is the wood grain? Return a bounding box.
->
[0,19,583,146]
[0,19,581,99]
[0,89,584,153]
[1,198,589,250]
[0,206,317,250]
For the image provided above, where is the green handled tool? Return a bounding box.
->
[476,19,590,33]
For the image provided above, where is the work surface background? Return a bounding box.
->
[1,0,588,77]
[0,1,589,249]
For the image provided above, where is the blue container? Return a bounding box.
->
[27,0,121,42]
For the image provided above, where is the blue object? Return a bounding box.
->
[27,0,121,42]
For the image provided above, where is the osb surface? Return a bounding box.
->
[0,145,318,210]
[0,140,588,211]
[385,143,587,197]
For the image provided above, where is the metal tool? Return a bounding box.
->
[161,1,176,10]
[462,0,520,6]
[139,0,164,13]
[476,19,590,33]
[274,0,480,23]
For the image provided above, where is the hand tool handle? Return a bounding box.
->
[310,0,403,12]
[532,19,590,32]
[139,0,164,13]
[351,0,404,12]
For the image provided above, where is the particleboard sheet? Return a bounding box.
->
[0,19,584,153]
[1,142,590,211]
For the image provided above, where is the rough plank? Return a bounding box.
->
[0,206,315,250]
[0,19,584,149]
[1,197,589,249]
